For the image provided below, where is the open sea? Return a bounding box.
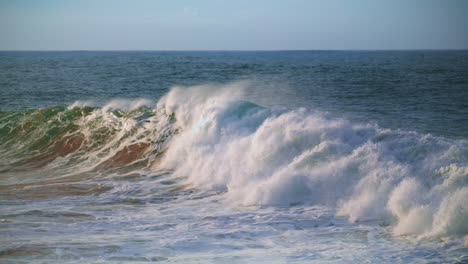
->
[0,51,467,263]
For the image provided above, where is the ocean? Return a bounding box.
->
[0,51,467,263]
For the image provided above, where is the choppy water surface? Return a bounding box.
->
[0,51,467,263]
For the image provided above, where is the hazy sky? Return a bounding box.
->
[1,0,467,50]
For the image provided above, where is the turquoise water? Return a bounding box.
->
[0,51,467,263]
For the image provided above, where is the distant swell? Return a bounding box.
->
[0,83,467,241]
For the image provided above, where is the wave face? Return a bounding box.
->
[1,83,466,242]
[0,99,174,172]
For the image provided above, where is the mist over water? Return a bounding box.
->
[0,51,467,263]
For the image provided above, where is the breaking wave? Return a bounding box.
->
[1,82,467,241]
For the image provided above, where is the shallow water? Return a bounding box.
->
[0,51,467,263]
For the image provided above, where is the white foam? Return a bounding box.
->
[67,98,153,112]
[156,83,468,240]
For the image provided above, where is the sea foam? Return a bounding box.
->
[156,83,468,240]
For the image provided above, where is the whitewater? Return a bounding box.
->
[1,81,467,263]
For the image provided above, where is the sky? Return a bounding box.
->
[1,0,467,50]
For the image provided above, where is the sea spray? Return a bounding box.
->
[156,84,468,240]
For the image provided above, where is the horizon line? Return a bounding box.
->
[1,48,467,52]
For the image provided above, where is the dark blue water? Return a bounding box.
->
[1,51,467,139]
